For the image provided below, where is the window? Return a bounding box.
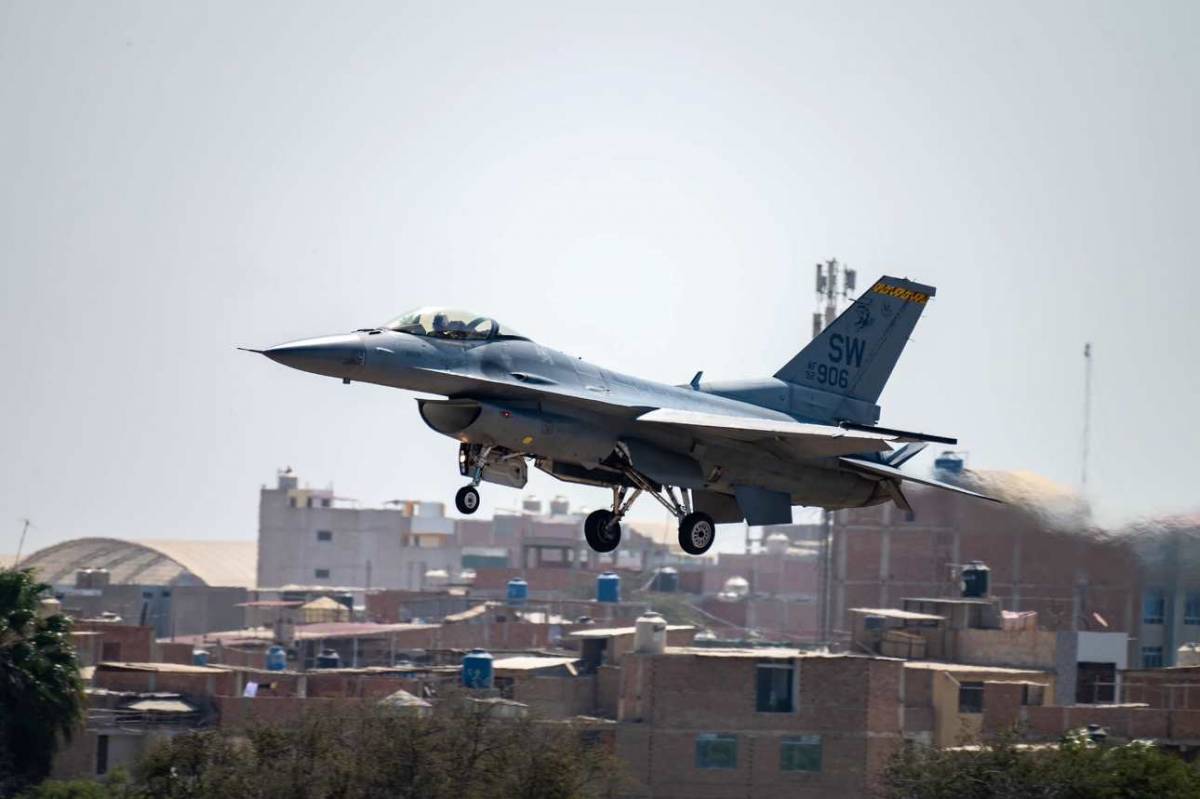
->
[314,568,330,579]
[1142,646,1164,668]
[96,734,109,776]
[1186,592,1200,625]
[756,662,795,713]
[695,734,737,770]
[958,681,984,714]
[1021,684,1045,706]
[317,530,333,542]
[780,735,822,772]
[1143,588,1165,624]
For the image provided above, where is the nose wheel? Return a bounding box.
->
[455,485,480,515]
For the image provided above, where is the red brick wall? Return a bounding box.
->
[73,622,154,662]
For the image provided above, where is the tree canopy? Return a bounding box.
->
[0,568,84,796]
[882,730,1200,799]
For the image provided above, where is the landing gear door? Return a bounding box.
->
[459,444,527,488]
[482,458,527,489]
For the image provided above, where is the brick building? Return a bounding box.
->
[830,470,1139,642]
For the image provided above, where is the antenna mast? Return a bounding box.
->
[812,259,854,645]
[14,518,31,567]
[1081,342,1093,488]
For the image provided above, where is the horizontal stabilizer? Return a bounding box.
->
[839,457,1001,503]
[840,421,957,445]
[637,408,896,457]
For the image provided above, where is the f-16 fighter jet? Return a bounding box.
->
[246,276,995,556]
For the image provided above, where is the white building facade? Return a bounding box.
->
[256,468,461,591]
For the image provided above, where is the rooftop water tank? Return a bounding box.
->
[934,451,965,474]
[634,611,668,654]
[462,648,494,689]
[961,561,990,598]
[1178,643,1200,667]
[653,567,679,593]
[192,650,210,667]
[549,496,570,515]
[424,569,450,588]
[316,648,341,669]
[597,572,621,603]
[765,532,791,556]
[522,495,543,515]
[265,645,287,671]
[334,592,355,612]
[720,576,750,601]
[506,578,528,607]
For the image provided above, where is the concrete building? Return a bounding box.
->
[257,467,460,591]
[1124,516,1200,669]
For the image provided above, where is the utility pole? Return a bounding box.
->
[1081,343,1093,488]
[814,260,855,646]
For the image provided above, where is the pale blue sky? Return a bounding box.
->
[2,1,1197,553]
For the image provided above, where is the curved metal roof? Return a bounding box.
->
[18,537,257,588]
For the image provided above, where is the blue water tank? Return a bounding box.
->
[597,571,620,603]
[265,645,287,671]
[462,648,494,689]
[506,578,528,607]
[316,648,341,669]
[653,567,679,593]
[192,649,209,667]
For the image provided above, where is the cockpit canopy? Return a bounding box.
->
[383,307,526,341]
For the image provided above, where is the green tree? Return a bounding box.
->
[0,568,84,796]
[131,698,621,799]
[881,729,1200,799]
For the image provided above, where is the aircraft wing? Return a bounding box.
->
[635,408,898,457]
[838,457,1001,502]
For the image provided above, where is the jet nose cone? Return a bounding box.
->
[263,333,365,379]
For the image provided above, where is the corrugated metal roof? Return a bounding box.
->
[97,661,228,674]
[850,608,946,621]
[569,625,694,639]
[902,661,1048,674]
[292,622,437,640]
[126,699,196,713]
[443,602,496,623]
[17,537,257,588]
[492,656,580,672]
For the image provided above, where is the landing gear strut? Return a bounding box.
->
[581,463,717,556]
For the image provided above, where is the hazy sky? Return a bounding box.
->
[3,1,1198,555]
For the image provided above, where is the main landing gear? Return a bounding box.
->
[584,468,717,557]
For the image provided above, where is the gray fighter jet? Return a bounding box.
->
[246,275,995,556]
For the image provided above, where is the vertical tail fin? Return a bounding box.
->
[775,275,935,405]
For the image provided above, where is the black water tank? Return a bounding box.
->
[961,561,990,598]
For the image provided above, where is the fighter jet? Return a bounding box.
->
[246,275,995,556]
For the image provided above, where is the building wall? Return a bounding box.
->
[831,485,1138,642]
[257,480,460,590]
[616,654,903,799]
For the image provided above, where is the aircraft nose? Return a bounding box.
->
[263,333,366,379]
